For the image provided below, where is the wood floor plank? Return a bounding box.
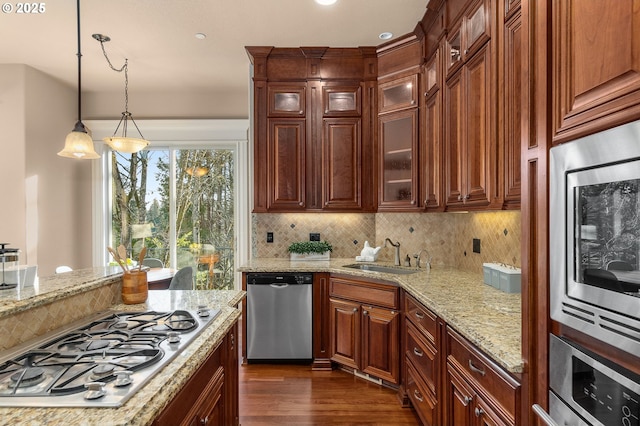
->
[239,364,419,425]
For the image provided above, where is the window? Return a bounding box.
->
[89,119,250,291]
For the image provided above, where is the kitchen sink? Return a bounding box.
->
[342,263,418,275]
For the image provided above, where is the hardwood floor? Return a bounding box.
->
[239,363,420,425]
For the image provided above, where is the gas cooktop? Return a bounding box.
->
[0,308,221,407]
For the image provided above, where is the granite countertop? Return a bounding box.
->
[0,267,123,318]
[0,289,245,426]
[239,258,523,374]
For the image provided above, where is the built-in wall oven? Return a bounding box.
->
[546,120,640,425]
[550,120,640,357]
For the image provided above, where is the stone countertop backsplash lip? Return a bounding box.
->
[240,257,524,375]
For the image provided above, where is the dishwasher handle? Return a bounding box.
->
[269,283,290,289]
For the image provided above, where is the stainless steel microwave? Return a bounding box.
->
[550,120,640,357]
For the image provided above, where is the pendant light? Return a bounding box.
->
[93,34,149,154]
[57,0,99,160]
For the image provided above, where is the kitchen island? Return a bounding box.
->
[0,268,244,425]
[239,258,522,374]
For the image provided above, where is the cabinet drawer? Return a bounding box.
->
[406,321,437,393]
[330,277,399,309]
[406,359,437,426]
[405,294,437,345]
[446,327,519,419]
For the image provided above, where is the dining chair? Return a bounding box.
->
[169,266,193,290]
[142,258,164,269]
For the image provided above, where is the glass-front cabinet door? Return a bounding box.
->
[378,75,418,113]
[268,84,306,116]
[379,109,419,209]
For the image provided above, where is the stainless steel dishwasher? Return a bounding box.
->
[246,272,313,361]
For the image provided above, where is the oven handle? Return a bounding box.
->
[532,404,559,426]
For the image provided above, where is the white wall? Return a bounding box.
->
[83,88,248,120]
[0,64,93,276]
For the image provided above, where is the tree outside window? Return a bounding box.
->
[111,148,235,290]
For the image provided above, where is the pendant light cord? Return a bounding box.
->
[97,40,129,113]
[75,0,82,123]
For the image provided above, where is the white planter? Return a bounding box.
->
[290,251,331,261]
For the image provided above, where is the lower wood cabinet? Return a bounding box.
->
[329,275,400,384]
[444,327,520,426]
[402,293,520,426]
[153,322,239,426]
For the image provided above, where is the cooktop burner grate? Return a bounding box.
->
[0,308,220,407]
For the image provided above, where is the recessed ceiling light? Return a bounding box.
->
[315,0,337,5]
[195,33,207,40]
[379,32,393,40]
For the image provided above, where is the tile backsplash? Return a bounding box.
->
[252,210,521,274]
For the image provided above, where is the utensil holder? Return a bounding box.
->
[121,270,148,304]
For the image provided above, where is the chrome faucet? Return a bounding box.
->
[414,249,432,270]
[384,238,401,266]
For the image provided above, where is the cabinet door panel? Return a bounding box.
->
[361,306,399,383]
[268,84,306,116]
[406,360,438,426]
[553,0,640,143]
[423,90,443,210]
[464,45,491,206]
[445,365,474,426]
[444,71,464,206]
[329,298,360,369]
[379,75,419,113]
[323,118,362,210]
[503,10,522,208]
[379,109,419,209]
[267,119,306,210]
[323,85,361,116]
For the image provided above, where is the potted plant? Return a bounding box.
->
[288,241,333,261]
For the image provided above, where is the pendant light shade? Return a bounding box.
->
[58,122,100,159]
[58,0,99,160]
[94,34,149,154]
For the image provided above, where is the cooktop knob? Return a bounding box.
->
[114,370,134,387]
[167,331,181,344]
[84,382,106,400]
[197,305,210,317]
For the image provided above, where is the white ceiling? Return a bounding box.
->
[2,0,428,110]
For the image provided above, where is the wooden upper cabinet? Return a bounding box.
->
[267,119,306,210]
[502,8,522,209]
[379,109,420,210]
[552,0,640,144]
[444,44,494,209]
[323,84,361,116]
[268,84,306,116]
[322,118,362,210]
[379,74,419,113]
[422,48,445,212]
[445,0,491,77]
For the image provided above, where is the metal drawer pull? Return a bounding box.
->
[532,404,559,426]
[414,311,424,319]
[464,396,472,405]
[413,389,424,402]
[468,359,486,376]
[363,310,369,315]
[474,407,484,417]
[413,347,424,357]
[352,308,358,312]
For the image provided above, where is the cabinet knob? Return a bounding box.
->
[410,200,416,205]
[411,100,416,105]
[464,194,470,200]
[200,416,209,425]
[352,308,358,313]
[464,396,472,405]
[458,195,462,201]
[413,389,424,402]
[298,202,304,206]
[475,407,484,417]
[363,310,369,315]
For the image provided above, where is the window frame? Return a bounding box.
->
[86,119,250,290]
